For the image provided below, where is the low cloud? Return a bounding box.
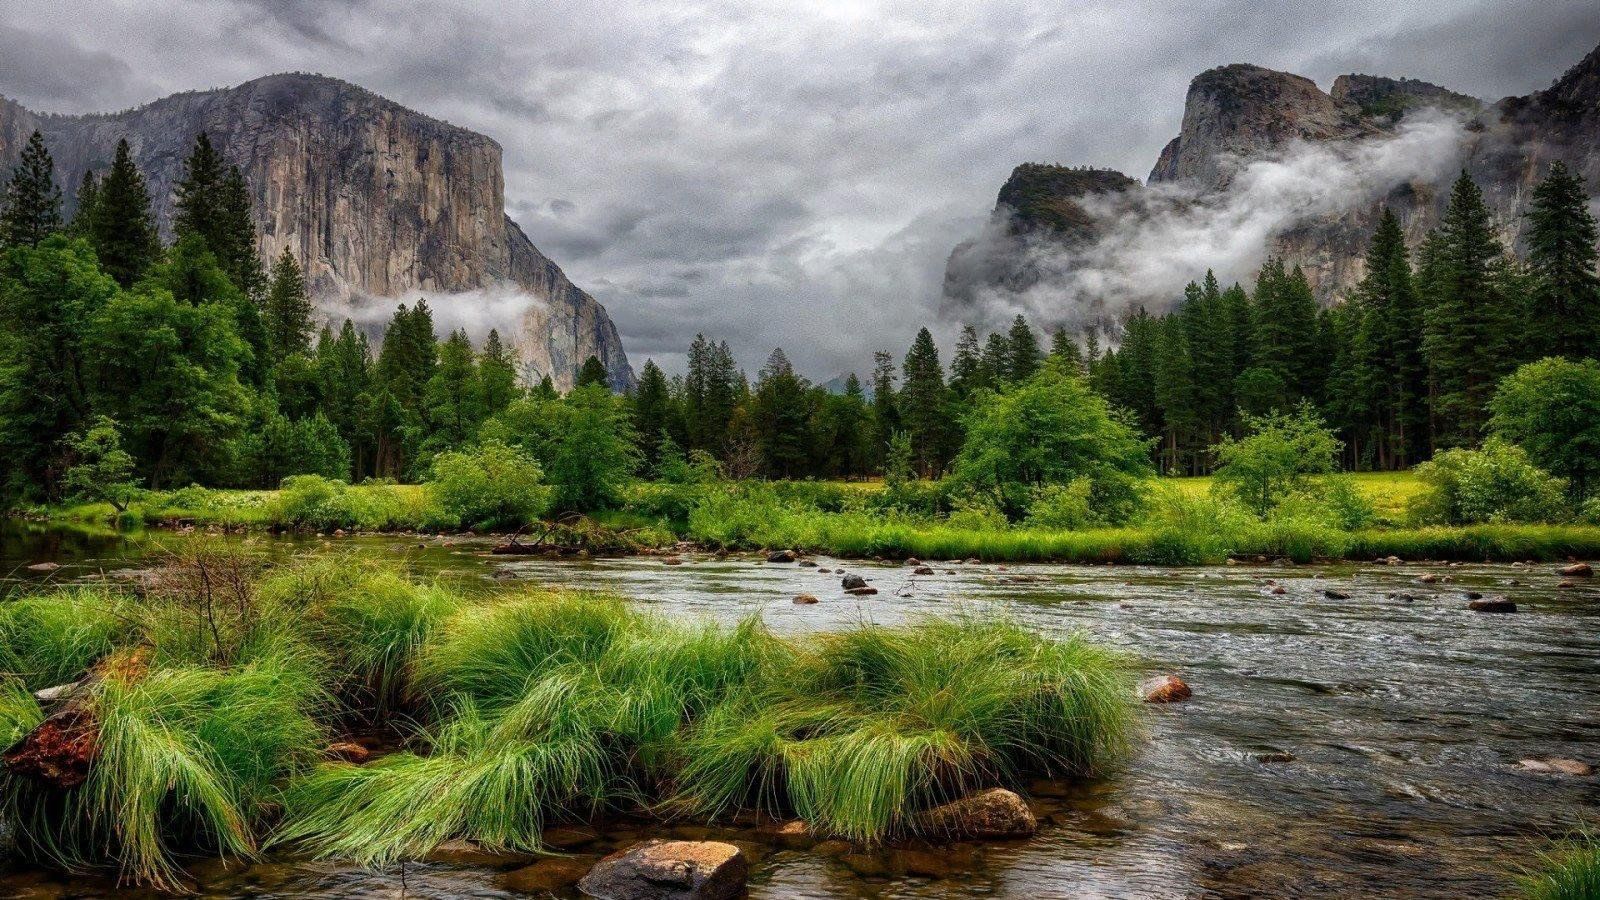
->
[317,287,548,350]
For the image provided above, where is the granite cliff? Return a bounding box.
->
[0,73,632,390]
[945,40,1600,322]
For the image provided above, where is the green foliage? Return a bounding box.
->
[0,677,43,750]
[0,586,130,690]
[575,355,610,388]
[427,439,549,530]
[62,415,141,512]
[1024,477,1099,529]
[1518,831,1600,900]
[1211,404,1340,517]
[1525,161,1600,360]
[0,131,62,248]
[263,248,314,357]
[1411,438,1568,525]
[264,476,431,531]
[87,139,160,287]
[1491,357,1600,499]
[951,360,1149,521]
[485,385,639,513]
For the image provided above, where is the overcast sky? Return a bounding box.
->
[3,1,1597,380]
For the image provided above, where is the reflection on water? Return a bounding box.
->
[2,522,1597,898]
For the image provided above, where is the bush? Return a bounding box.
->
[428,439,549,531]
[1491,357,1600,499]
[1211,404,1340,517]
[946,491,1009,531]
[1025,478,1098,529]
[1411,438,1569,525]
[265,476,431,531]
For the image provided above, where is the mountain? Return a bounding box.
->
[0,73,632,390]
[945,40,1600,324]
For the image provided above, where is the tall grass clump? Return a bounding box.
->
[1518,830,1600,900]
[0,585,131,690]
[1,650,327,889]
[0,676,43,748]
[264,476,433,532]
[674,616,1134,842]
[277,590,783,865]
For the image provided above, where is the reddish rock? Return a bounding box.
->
[905,558,922,566]
[1417,573,1442,584]
[1520,758,1593,776]
[663,556,684,566]
[1140,675,1192,703]
[325,741,371,764]
[766,550,798,563]
[1560,562,1593,577]
[753,820,815,849]
[1269,586,1287,595]
[792,594,820,605]
[578,840,748,900]
[914,788,1037,840]
[1468,597,1516,613]
[912,566,936,575]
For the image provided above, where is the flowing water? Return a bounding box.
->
[1,522,1597,899]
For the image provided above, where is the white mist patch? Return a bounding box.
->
[315,286,549,349]
[956,110,1472,335]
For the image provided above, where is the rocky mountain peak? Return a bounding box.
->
[1329,74,1483,123]
[1149,63,1379,188]
[995,164,1139,240]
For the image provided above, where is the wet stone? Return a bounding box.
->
[1468,597,1516,613]
[502,856,597,893]
[914,788,1037,840]
[1140,675,1192,703]
[578,839,748,900]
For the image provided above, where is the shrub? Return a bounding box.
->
[1211,404,1340,517]
[1491,357,1600,499]
[1024,477,1098,529]
[946,492,1009,531]
[1518,831,1600,900]
[265,476,431,531]
[428,439,549,531]
[1411,438,1569,525]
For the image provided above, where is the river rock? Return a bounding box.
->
[913,566,935,575]
[841,573,867,590]
[425,838,526,866]
[964,558,980,565]
[1560,562,1593,577]
[1322,589,1351,599]
[846,587,879,596]
[1519,758,1594,776]
[502,856,597,893]
[905,557,921,566]
[662,556,684,566]
[766,550,797,563]
[1269,586,1287,595]
[1140,675,1192,703]
[798,559,818,568]
[32,681,87,703]
[25,561,60,572]
[752,820,816,849]
[792,594,819,605]
[1463,591,1483,600]
[1417,573,1442,584]
[1558,579,1578,589]
[1468,596,1516,613]
[914,788,1037,840]
[578,840,748,900]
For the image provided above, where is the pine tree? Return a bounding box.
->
[630,359,675,471]
[1422,171,1516,449]
[67,170,98,238]
[478,329,520,417]
[1151,315,1197,473]
[1,131,62,248]
[89,139,160,287]
[315,319,371,478]
[174,132,224,242]
[1006,314,1042,382]
[1525,161,1600,360]
[263,248,314,357]
[175,133,262,296]
[900,327,952,476]
[422,329,483,451]
[752,348,810,477]
[218,166,264,296]
[576,356,610,389]
[949,324,983,398]
[870,350,899,468]
[980,331,1011,387]
[1348,208,1427,467]
[1049,327,1085,373]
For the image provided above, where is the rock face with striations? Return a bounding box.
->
[0,73,632,390]
[945,40,1600,319]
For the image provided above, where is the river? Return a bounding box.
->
[1,522,1596,898]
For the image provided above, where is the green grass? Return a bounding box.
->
[0,585,132,691]
[1519,831,1600,900]
[1,559,1136,882]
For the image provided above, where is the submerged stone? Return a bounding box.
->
[502,856,598,893]
[841,573,867,590]
[792,593,819,604]
[578,839,748,900]
[914,788,1037,840]
[1467,597,1516,613]
[766,550,798,563]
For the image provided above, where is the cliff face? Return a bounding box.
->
[947,41,1600,317]
[0,74,632,390]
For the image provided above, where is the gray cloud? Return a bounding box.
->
[3,0,1597,381]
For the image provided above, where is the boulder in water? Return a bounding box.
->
[1467,597,1516,613]
[841,573,867,590]
[578,839,748,900]
[766,550,797,563]
[1560,562,1593,577]
[792,594,819,605]
[1140,675,1192,703]
[914,788,1037,840]
[913,566,935,575]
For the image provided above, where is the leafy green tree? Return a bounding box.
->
[86,286,250,488]
[1211,403,1340,517]
[62,416,140,513]
[900,327,952,476]
[1524,161,1600,360]
[951,359,1150,520]
[1423,171,1517,449]
[575,355,609,389]
[0,237,117,498]
[483,386,640,512]
[241,407,350,486]
[89,139,160,287]
[272,351,322,419]
[478,329,520,418]
[0,131,62,248]
[1490,357,1600,499]
[263,248,314,357]
[1006,314,1042,382]
[143,234,268,386]
[428,439,549,529]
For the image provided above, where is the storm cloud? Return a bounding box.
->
[3,0,1596,380]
